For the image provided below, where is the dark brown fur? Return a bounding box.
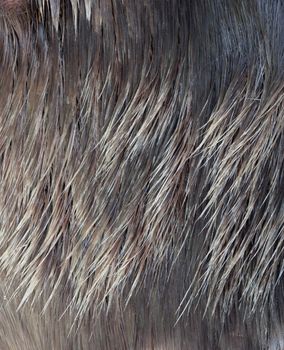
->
[0,0,284,349]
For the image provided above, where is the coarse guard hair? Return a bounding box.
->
[0,0,283,349]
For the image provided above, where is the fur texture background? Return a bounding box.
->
[0,0,283,349]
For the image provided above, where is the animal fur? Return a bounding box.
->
[0,0,283,349]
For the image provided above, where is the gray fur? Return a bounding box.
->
[0,0,284,348]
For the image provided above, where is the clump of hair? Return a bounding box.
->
[0,0,283,349]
